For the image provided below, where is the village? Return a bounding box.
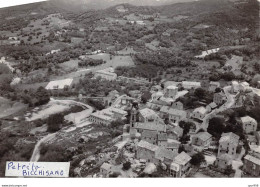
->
[2,61,256,178]
[0,0,259,180]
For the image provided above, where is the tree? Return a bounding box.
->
[122,161,131,171]
[110,119,125,129]
[141,91,152,104]
[190,152,205,166]
[208,117,225,139]
[194,88,206,100]
[47,113,63,132]
[179,121,196,135]
[35,86,50,106]
[178,145,186,153]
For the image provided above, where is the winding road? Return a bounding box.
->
[200,86,236,131]
[30,99,94,162]
[30,133,57,162]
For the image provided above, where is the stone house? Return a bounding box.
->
[170,152,191,177]
[191,132,212,148]
[214,154,233,170]
[241,116,257,134]
[160,106,187,123]
[191,107,207,120]
[100,163,112,177]
[218,132,240,159]
[243,154,260,177]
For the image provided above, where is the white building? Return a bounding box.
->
[209,81,220,92]
[239,82,250,92]
[241,116,257,134]
[182,81,201,90]
[45,78,73,90]
[165,85,178,98]
[139,108,160,123]
[218,132,239,159]
[192,107,207,120]
[89,107,127,126]
[231,81,240,93]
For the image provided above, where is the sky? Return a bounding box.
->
[0,0,48,8]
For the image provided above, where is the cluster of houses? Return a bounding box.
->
[96,76,260,177]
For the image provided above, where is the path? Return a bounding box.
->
[30,133,56,162]
[200,86,236,131]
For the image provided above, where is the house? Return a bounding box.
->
[182,81,201,90]
[136,140,177,165]
[241,116,257,134]
[45,78,73,90]
[167,126,183,140]
[192,107,207,120]
[170,152,191,177]
[139,108,160,123]
[231,81,240,93]
[94,68,117,81]
[89,112,113,126]
[191,132,212,148]
[209,81,220,92]
[164,85,178,98]
[154,147,177,166]
[213,92,227,105]
[247,135,258,146]
[167,139,181,152]
[171,101,184,110]
[218,132,240,159]
[239,82,250,92]
[214,154,233,170]
[141,130,158,145]
[206,102,218,112]
[100,163,112,176]
[157,133,168,148]
[163,81,180,89]
[243,154,260,177]
[160,106,187,123]
[89,107,127,126]
[133,122,167,134]
[136,140,158,162]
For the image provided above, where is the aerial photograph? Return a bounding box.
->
[0,0,259,181]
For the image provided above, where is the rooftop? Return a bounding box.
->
[193,107,207,115]
[45,78,73,90]
[90,112,113,121]
[194,132,212,141]
[155,147,177,161]
[135,122,166,132]
[137,140,158,152]
[160,106,186,117]
[142,130,158,139]
[174,151,191,165]
[241,116,257,124]
[182,81,201,87]
[244,154,260,165]
[219,132,239,145]
[139,108,157,118]
[158,133,168,141]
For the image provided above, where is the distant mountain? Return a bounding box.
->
[49,0,197,10]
